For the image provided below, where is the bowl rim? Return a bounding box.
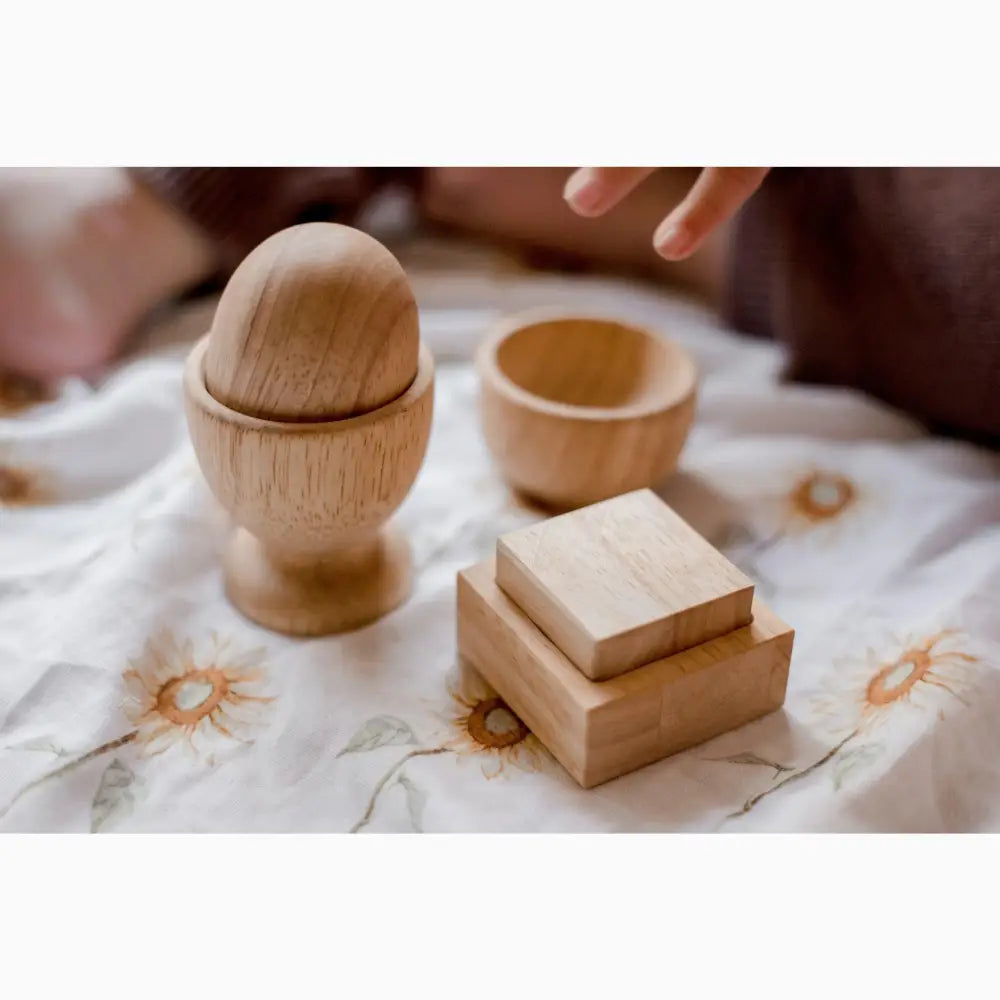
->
[184,335,434,433]
[475,308,697,421]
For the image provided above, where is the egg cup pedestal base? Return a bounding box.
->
[223,525,413,636]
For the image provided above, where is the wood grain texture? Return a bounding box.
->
[224,523,413,636]
[476,311,697,511]
[496,489,754,679]
[457,557,793,788]
[185,337,434,635]
[204,222,419,422]
[185,222,433,636]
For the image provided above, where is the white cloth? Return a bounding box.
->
[2,260,999,832]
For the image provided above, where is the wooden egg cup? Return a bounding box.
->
[184,337,435,636]
[476,311,697,511]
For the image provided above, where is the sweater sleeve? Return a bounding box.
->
[129,167,403,271]
[723,167,1000,445]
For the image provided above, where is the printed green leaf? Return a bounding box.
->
[336,716,417,757]
[3,736,68,756]
[396,773,427,833]
[706,751,794,777]
[91,758,138,833]
[833,743,883,791]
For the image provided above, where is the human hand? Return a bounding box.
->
[563,167,770,261]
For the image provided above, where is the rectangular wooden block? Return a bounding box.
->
[457,557,793,789]
[495,488,755,680]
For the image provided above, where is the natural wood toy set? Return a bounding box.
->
[185,221,794,788]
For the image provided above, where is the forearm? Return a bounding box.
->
[128,167,403,273]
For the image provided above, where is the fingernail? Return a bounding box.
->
[563,169,603,214]
[654,221,693,260]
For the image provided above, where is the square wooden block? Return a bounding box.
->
[458,557,793,788]
[496,489,754,680]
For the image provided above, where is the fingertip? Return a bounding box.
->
[653,219,697,261]
[563,168,605,216]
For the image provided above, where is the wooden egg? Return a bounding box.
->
[476,312,696,511]
[185,223,434,636]
[204,222,420,422]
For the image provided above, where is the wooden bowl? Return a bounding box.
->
[476,312,697,511]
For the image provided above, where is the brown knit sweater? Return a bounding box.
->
[132,167,1000,445]
[726,168,1000,446]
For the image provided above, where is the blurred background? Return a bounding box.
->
[3,166,998,446]
[0,167,720,410]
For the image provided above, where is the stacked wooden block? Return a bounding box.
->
[457,489,794,787]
